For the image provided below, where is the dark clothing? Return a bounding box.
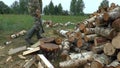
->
[25,19,44,45]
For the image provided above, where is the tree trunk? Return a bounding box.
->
[84,34,97,42]
[59,52,93,68]
[112,36,120,49]
[84,28,95,35]
[103,43,116,56]
[95,27,117,39]
[90,54,111,68]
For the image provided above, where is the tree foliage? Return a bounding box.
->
[70,0,85,15]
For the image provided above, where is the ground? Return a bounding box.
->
[0,15,89,68]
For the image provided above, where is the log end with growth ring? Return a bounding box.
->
[80,23,86,31]
[90,61,103,68]
[76,38,83,48]
[103,43,116,56]
[55,37,62,45]
[112,36,120,49]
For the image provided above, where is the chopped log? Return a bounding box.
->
[117,52,120,62]
[39,43,59,52]
[95,27,117,39]
[66,51,93,60]
[116,65,120,68]
[37,54,54,68]
[23,56,36,68]
[59,30,69,38]
[84,63,91,68]
[103,43,116,56]
[55,37,62,45]
[90,54,111,68]
[79,16,96,31]
[112,18,120,31]
[18,55,26,60]
[84,34,97,42]
[107,60,120,68]
[84,28,95,35]
[112,36,120,49]
[103,7,120,21]
[74,32,82,39]
[59,52,93,68]
[8,46,27,55]
[38,62,44,68]
[70,38,83,48]
[61,40,70,59]
[23,47,40,55]
[95,14,107,26]
[6,56,12,62]
[94,37,109,46]
[92,45,104,54]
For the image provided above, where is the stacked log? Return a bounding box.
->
[58,3,120,68]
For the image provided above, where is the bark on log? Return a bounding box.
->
[112,36,120,49]
[95,27,117,39]
[103,7,120,21]
[94,37,109,46]
[95,14,108,26]
[90,54,111,68]
[59,52,93,68]
[84,28,95,35]
[66,51,93,60]
[84,34,97,42]
[107,60,120,68]
[103,43,116,56]
[92,45,104,54]
[59,30,70,38]
[117,52,120,62]
[79,16,96,31]
[112,18,120,31]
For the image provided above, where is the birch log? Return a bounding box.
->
[95,27,117,39]
[84,34,97,42]
[84,28,95,35]
[90,54,111,68]
[59,52,93,68]
[92,45,104,54]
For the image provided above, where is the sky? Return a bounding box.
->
[0,0,120,13]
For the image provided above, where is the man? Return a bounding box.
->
[25,0,44,45]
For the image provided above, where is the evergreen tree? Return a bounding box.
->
[11,1,20,14]
[58,3,63,15]
[19,0,28,14]
[70,0,77,15]
[43,5,49,15]
[100,0,109,8]
[49,1,54,15]
[0,1,11,14]
[54,5,58,15]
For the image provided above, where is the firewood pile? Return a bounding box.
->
[57,3,120,68]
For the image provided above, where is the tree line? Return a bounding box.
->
[0,0,109,15]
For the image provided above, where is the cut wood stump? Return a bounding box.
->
[103,43,116,56]
[112,36,120,49]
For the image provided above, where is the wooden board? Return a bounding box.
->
[23,47,40,55]
[8,46,27,55]
[37,54,54,68]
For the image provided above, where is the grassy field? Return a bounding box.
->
[0,14,89,68]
